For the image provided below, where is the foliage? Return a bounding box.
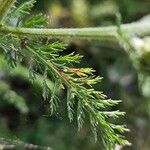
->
[0,0,132,149]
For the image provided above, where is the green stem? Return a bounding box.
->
[0,20,150,41]
[0,0,16,23]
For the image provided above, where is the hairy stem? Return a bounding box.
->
[0,0,16,23]
[0,19,150,41]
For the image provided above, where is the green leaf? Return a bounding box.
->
[21,13,48,28]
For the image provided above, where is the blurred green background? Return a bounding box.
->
[0,0,150,149]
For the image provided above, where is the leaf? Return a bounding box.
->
[11,0,36,19]
[67,88,75,122]
[0,1,129,149]
[21,13,48,28]
[28,58,36,83]
[42,67,50,100]
[49,81,60,114]
[77,100,85,130]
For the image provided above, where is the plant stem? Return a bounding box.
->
[0,137,52,150]
[0,20,150,41]
[0,0,16,23]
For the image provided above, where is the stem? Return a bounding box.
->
[0,20,150,41]
[0,0,16,23]
[0,137,52,150]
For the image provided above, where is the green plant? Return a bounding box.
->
[0,0,149,149]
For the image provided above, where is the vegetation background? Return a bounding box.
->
[0,0,150,150]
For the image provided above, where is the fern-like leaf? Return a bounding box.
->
[0,1,130,149]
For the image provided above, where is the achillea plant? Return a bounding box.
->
[0,0,149,149]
